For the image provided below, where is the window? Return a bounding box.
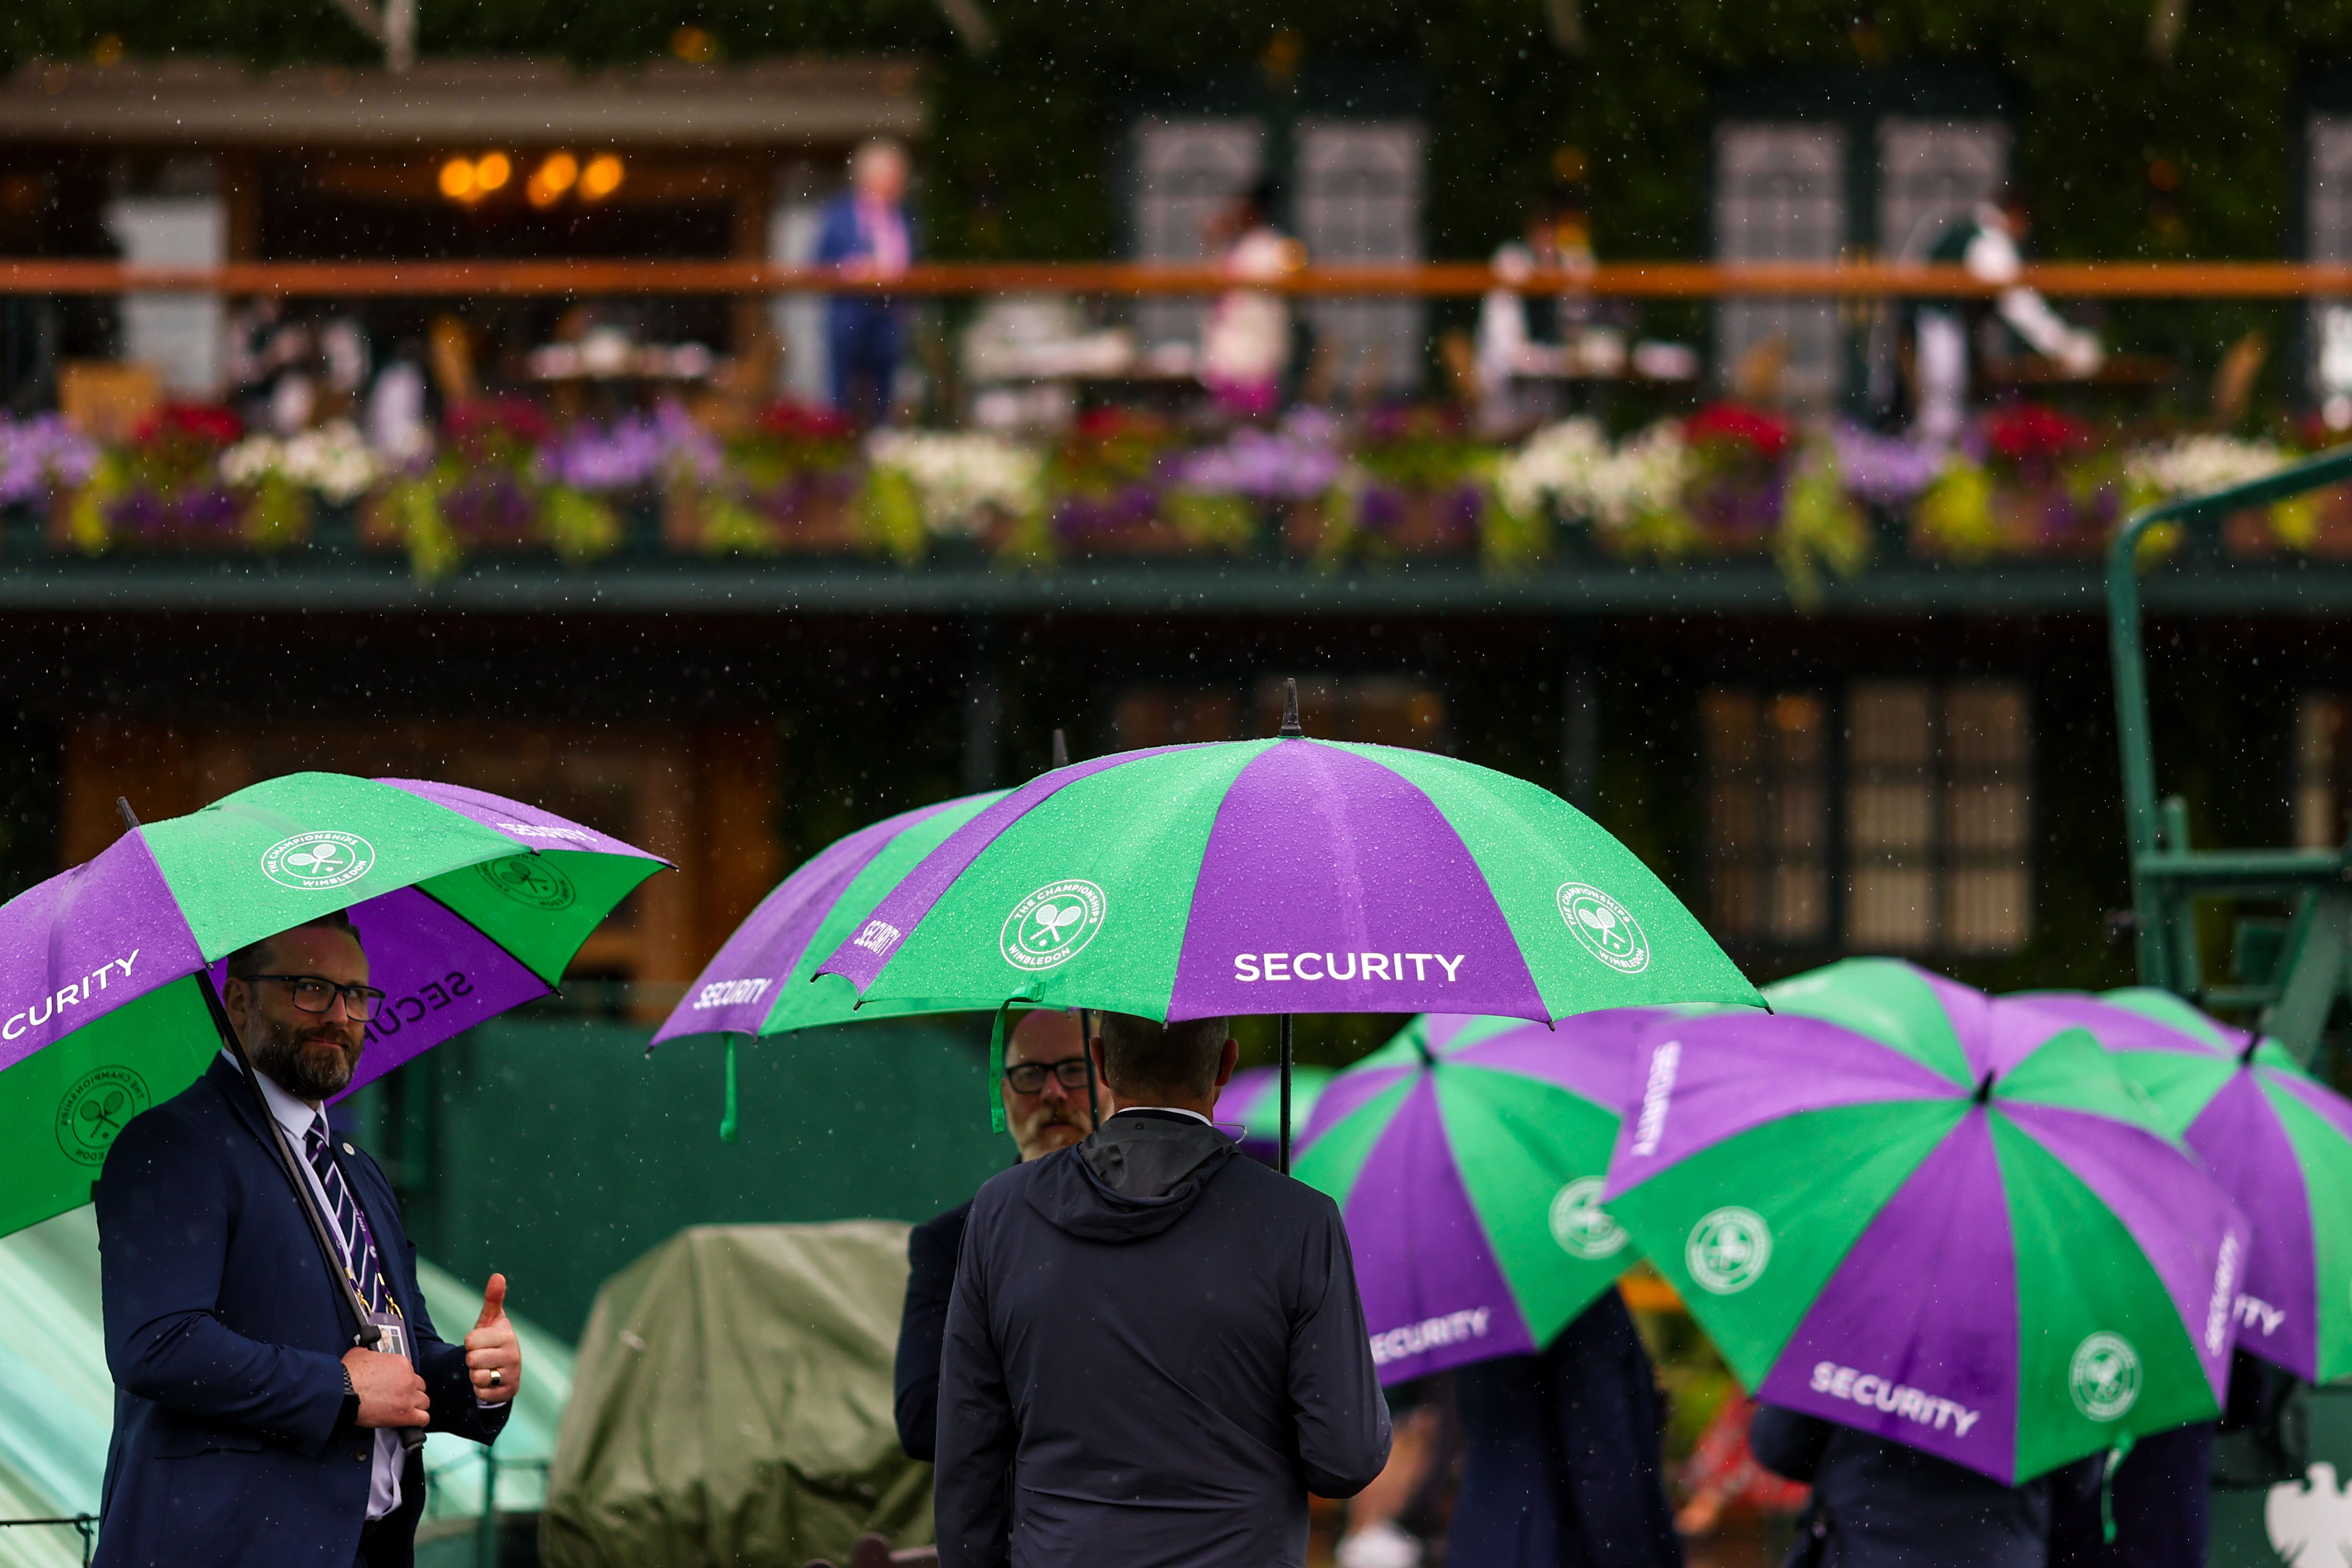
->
[2296,694,2347,848]
[1876,119,2008,259]
[1295,120,1426,396]
[1701,690,1833,944]
[1714,123,1847,407]
[1130,117,1265,360]
[1703,680,2033,954]
[2310,118,2352,418]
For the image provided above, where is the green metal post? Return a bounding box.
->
[476,1446,498,1568]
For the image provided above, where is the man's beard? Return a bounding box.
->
[252,1018,362,1102]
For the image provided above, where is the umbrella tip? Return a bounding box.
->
[1278,678,1304,739]
[1052,727,1070,768]
[115,797,140,832]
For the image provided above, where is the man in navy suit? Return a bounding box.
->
[93,910,519,1568]
[813,139,915,424]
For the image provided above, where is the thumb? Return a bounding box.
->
[475,1272,508,1329]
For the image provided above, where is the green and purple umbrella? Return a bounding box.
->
[0,772,665,1237]
[1218,1064,1333,1165]
[1294,1010,1671,1383]
[2006,986,2352,1384]
[815,732,1760,1027]
[651,789,1007,1048]
[1602,958,2248,1484]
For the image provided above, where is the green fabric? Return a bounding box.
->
[418,849,664,987]
[1991,1117,2221,1478]
[863,744,1263,1017]
[1329,743,1759,1017]
[2266,1082,2352,1381]
[1291,1078,1413,1200]
[541,1222,932,1568]
[0,978,217,1239]
[1997,1026,2181,1139]
[758,791,1005,1036]
[0,1203,573,1568]
[1764,958,1972,1089]
[1607,1100,1964,1390]
[140,773,524,959]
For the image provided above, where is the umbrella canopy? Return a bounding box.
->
[1217,1063,1333,1164]
[650,790,1006,1048]
[2008,986,2352,1383]
[1602,957,2248,1485]
[0,772,664,1238]
[1294,1010,1670,1384]
[814,735,1760,1024]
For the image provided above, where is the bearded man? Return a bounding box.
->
[93,910,518,1568]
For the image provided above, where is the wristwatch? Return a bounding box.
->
[339,1364,360,1430]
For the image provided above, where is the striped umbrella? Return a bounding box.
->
[1603,958,2248,1483]
[2007,986,2352,1383]
[816,688,1761,1166]
[1293,1010,1672,1382]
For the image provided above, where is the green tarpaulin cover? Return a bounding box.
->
[542,1221,932,1568]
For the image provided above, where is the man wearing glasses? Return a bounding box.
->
[94,911,518,1568]
[894,1008,1100,1462]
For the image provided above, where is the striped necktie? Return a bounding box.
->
[303,1114,390,1315]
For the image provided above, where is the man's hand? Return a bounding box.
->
[343,1347,429,1429]
[466,1273,522,1405]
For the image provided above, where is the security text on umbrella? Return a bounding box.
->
[2,950,141,1041]
[1231,953,1463,983]
[1808,1361,1981,1437]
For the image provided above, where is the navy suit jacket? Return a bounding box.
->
[813,192,915,317]
[93,1056,504,1568]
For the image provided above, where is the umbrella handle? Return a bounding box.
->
[1279,1013,1294,1175]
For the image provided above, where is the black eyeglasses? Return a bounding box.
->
[244,974,389,1021]
[1003,1056,1094,1095]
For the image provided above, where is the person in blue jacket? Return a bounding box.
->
[93,911,517,1568]
[813,139,916,425]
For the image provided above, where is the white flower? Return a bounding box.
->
[1497,418,1691,531]
[868,430,1042,537]
[282,421,380,504]
[220,435,285,489]
[2124,435,2291,499]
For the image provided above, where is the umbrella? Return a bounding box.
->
[1602,957,2248,1484]
[1217,1064,1332,1165]
[1293,1010,1671,1383]
[0,772,665,1239]
[816,685,1761,1167]
[2006,986,2352,1383]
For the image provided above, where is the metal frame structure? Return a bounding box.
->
[2109,445,2352,1062]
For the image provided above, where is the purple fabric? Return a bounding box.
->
[1916,968,2006,1075]
[2010,993,2241,1059]
[1300,1063,1416,1150]
[1167,742,1545,1022]
[1761,1113,2021,1479]
[0,831,205,1074]
[2185,1072,2317,1377]
[1605,1013,1962,1200]
[373,778,663,862]
[2260,1068,2352,1144]
[652,798,965,1046]
[1447,1008,1669,1113]
[330,885,552,1099]
[1342,1074,1535,1383]
[818,745,1203,992]
[2001,1102,2245,1401]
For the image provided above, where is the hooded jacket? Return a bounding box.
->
[935,1109,1391,1568]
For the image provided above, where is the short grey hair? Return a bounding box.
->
[1098,1013,1229,1101]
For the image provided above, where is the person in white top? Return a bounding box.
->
[1911,194,2102,448]
[1201,182,1299,419]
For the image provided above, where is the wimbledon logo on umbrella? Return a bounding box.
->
[1549,1177,1629,1260]
[1687,1206,1772,1294]
[2069,1332,2142,1422]
[260,831,377,891]
[1557,883,1649,974]
[1001,880,1107,972]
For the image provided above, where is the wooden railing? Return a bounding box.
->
[6,258,2352,297]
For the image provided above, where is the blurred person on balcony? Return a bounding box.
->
[1906,191,2101,449]
[816,138,916,426]
[893,1008,1102,1462]
[1200,181,1298,421]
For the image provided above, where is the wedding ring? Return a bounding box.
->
[488,1369,502,1387]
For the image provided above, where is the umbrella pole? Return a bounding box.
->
[1279,1013,1294,1175]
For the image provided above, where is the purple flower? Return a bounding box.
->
[534,402,719,494]
[444,474,538,541]
[0,415,101,506]
[1832,423,1942,509]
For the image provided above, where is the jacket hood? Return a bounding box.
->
[1024,1112,1237,1242]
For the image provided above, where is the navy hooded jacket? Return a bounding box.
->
[934,1108,1391,1568]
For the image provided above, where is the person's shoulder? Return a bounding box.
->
[1213,1153,1344,1222]
[98,1070,240,1194]
[911,1198,974,1255]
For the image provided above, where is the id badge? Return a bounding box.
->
[366,1311,409,1363]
